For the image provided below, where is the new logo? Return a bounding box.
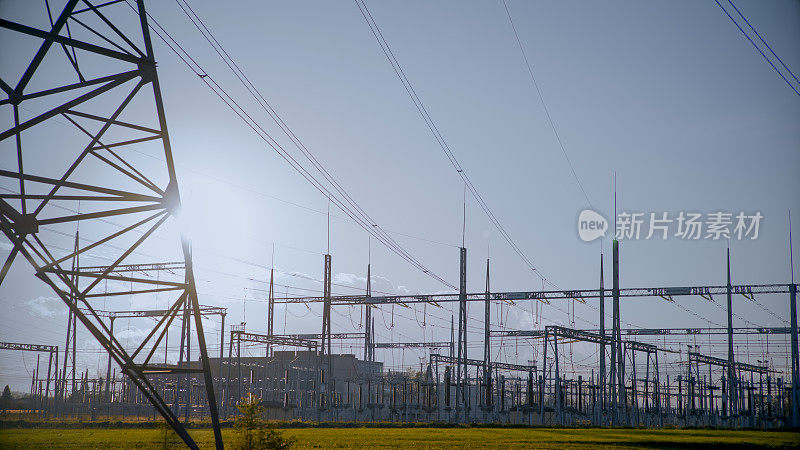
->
[578,209,608,242]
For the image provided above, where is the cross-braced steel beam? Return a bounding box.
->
[273,283,792,305]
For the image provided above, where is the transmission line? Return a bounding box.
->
[353,0,557,287]
[500,0,592,207]
[715,0,800,97]
[125,1,456,290]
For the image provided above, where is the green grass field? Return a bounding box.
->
[1,427,799,449]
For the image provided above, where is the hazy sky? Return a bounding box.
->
[1,0,799,392]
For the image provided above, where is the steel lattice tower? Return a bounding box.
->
[0,1,222,448]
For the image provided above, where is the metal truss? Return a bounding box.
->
[545,325,673,354]
[89,305,226,319]
[0,341,58,353]
[492,327,791,338]
[226,329,318,417]
[540,325,667,425]
[80,261,184,274]
[430,353,536,373]
[688,351,770,374]
[273,283,791,305]
[232,330,318,349]
[375,341,450,349]
[0,2,221,448]
[282,332,363,341]
[624,340,659,354]
[546,325,613,346]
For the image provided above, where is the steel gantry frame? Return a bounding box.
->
[86,306,227,408]
[272,284,793,305]
[226,328,318,416]
[688,352,771,375]
[539,325,671,426]
[687,350,771,424]
[0,1,222,448]
[274,236,799,427]
[492,327,794,338]
[430,353,536,422]
[276,281,797,423]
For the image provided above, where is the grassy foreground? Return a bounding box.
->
[1,427,799,449]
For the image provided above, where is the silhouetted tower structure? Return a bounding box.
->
[726,248,736,416]
[612,239,623,424]
[62,232,79,401]
[450,315,455,358]
[599,252,606,413]
[320,254,333,406]
[790,213,800,427]
[0,2,223,446]
[456,247,468,419]
[364,264,372,362]
[267,267,275,356]
[483,258,491,405]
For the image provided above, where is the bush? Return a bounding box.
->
[233,394,294,450]
[157,421,182,449]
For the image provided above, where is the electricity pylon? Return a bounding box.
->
[0,1,222,448]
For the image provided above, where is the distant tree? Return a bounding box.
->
[233,393,294,450]
[1,385,11,410]
[405,368,423,381]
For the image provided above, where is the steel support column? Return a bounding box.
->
[456,247,467,420]
[726,248,736,417]
[611,239,622,424]
[267,267,275,357]
[599,252,606,415]
[364,264,372,362]
[789,283,799,426]
[483,258,491,411]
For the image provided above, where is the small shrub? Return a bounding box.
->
[234,394,294,450]
[156,421,181,449]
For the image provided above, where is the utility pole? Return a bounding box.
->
[726,247,736,417]
[371,316,376,362]
[483,258,491,412]
[321,254,332,409]
[105,317,114,402]
[184,294,192,423]
[790,283,799,427]
[599,252,606,416]
[450,315,455,358]
[267,267,275,357]
[788,211,799,427]
[613,238,623,424]
[62,231,79,403]
[218,312,225,408]
[364,264,372,362]
[456,247,467,420]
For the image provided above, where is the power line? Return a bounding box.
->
[126,0,456,290]
[169,0,458,285]
[715,0,800,97]
[725,0,800,88]
[26,107,459,251]
[353,0,556,287]
[500,0,592,207]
